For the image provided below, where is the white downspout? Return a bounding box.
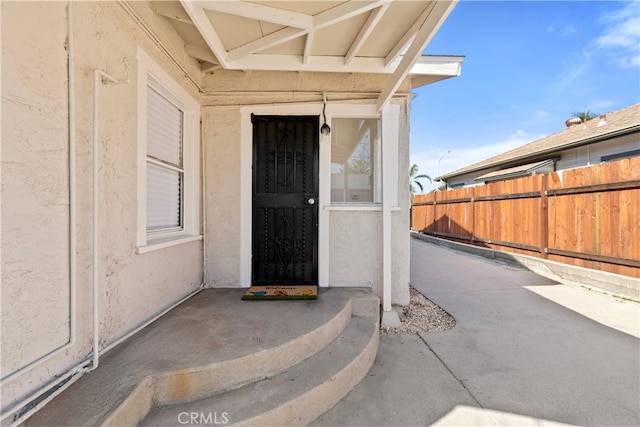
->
[201,119,208,286]
[92,70,128,369]
[68,0,77,351]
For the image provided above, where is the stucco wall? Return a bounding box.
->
[1,1,203,412]
[202,107,242,286]
[2,1,71,382]
[329,212,383,290]
[328,210,410,304]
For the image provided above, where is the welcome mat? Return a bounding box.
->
[241,285,317,300]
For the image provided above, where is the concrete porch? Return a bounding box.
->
[24,288,379,426]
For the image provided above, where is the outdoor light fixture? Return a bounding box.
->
[321,94,331,136]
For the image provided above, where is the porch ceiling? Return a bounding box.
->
[151,0,463,108]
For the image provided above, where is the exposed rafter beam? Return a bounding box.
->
[314,1,386,29]
[180,0,392,70]
[345,3,390,66]
[151,1,195,25]
[303,32,314,65]
[193,0,313,30]
[227,27,306,61]
[384,2,433,66]
[228,0,387,63]
[180,1,229,68]
[377,0,457,110]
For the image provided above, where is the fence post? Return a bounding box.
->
[470,186,475,245]
[540,174,549,259]
[410,194,413,230]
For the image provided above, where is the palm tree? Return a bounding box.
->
[409,164,432,194]
[570,110,599,123]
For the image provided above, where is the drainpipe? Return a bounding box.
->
[92,69,128,369]
[201,118,208,286]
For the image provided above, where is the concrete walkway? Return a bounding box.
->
[315,237,640,426]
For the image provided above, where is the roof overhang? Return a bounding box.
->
[474,158,559,183]
[151,1,461,109]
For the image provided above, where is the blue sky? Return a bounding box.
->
[410,0,640,192]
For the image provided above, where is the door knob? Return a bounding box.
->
[307,198,315,205]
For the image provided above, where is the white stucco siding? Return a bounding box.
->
[2,1,204,411]
[1,0,71,381]
[202,107,242,286]
[329,211,384,291]
[328,209,409,305]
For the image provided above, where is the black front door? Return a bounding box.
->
[252,115,319,285]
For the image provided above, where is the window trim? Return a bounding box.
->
[136,47,201,252]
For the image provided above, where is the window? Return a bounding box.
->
[146,87,184,233]
[137,48,200,252]
[330,118,381,203]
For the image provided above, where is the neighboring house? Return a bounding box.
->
[1,0,463,420]
[438,103,640,187]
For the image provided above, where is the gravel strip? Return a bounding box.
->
[381,286,456,334]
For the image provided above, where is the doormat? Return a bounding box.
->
[241,285,317,300]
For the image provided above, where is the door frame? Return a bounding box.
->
[239,102,387,288]
[251,114,319,285]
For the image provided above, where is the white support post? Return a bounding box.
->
[381,104,402,328]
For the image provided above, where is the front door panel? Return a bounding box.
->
[252,115,319,284]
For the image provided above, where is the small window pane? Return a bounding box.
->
[147,87,183,167]
[331,118,380,203]
[147,162,182,230]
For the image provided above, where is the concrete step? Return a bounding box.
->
[139,314,379,426]
[24,289,378,427]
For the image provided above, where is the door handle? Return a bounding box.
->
[307,198,316,205]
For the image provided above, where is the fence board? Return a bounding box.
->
[411,158,640,278]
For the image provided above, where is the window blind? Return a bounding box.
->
[146,86,184,231]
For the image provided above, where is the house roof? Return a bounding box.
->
[150,1,464,109]
[474,158,558,183]
[439,103,640,181]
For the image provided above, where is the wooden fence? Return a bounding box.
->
[411,157,640,278]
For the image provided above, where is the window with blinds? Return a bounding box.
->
[146,86,184,232]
